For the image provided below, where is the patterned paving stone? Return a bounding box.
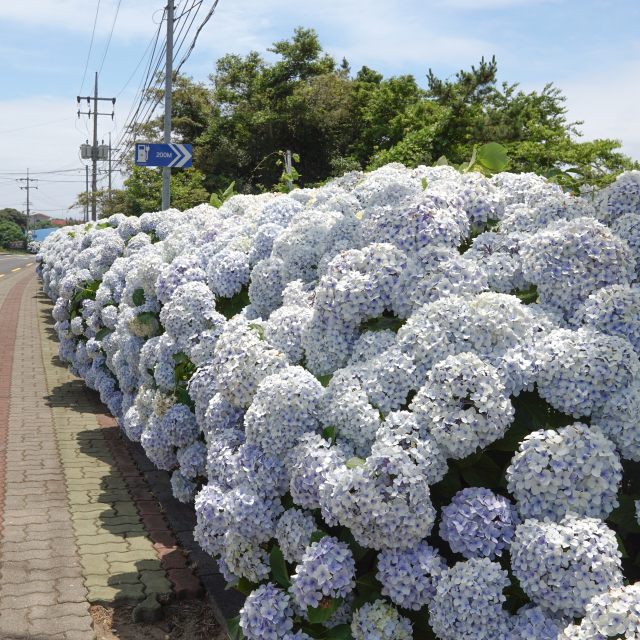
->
[0,274,96,639]
[0,271,208,638]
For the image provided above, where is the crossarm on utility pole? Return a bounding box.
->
[76,73,116,221]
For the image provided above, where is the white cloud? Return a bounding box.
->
[562,61,640,162]
[0,0,162,38]
[438,0,557,7]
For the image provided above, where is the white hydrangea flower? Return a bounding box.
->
[511,513,623,617]
[429,557,511,640]
[351,600,413,640]
[597,170,640,225]
[506,423,622,521]
[592,378,640,462]
[521,217,636,313]
[410,353,514,459]
[275,508,317,564]
[562,584,640,640]
[391,246,488,318]
[500,192,595,235]
[570,284,640,352]
[465,231,530,293]
[320,443,436,550]
[534,327,640,418]
[212,316,289,408]
[244,366,324,458]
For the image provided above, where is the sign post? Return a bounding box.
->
[135,143,193,169]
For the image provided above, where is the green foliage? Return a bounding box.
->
[307,597,344,624]
[316,374,333,387]
[359,315,406,334]
[476,142,509,173]
[0,220,25,247]
[132,289,146,306]
[269,545,291,588]
[215,286,251,319]
[95,327,112,341]
[113,166,210,217]
[227,616,245,640]
[82,28,638,216]
[322,425,336,443]
[310,530,329,544]
[210,181,237,208]
[136,312,156,324]
[0,208,27,230]
[608,496,640,534]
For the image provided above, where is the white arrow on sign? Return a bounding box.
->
[168,143,192,168]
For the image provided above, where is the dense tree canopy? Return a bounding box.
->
[0,220,25,247]
[0,208,27,230]
[95,27,638,215]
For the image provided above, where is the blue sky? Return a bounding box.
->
[0,0,638,219]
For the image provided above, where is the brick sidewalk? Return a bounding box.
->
[0,274,204,639]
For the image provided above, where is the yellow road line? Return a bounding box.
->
[11,268,21,272]
[26,263,33,266]
[0,274,4,277]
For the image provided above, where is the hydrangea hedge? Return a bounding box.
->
[36,165,640,640]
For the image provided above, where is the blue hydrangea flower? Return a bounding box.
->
[439,488,519,559]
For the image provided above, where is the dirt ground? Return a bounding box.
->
[90,599,229,640]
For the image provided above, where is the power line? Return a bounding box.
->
[112,0,221,173]
[79,0,102,94]
[114,22,163,98]
[0,118,76,136]
[175,0,220,76]
[98,0,122,75]
[111,12,168,161]
[113,1,204,169]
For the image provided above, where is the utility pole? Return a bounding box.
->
[78,73,115,221]
[285,150,293,192]
[18,169,38,242]
[85,166,89,223]
[162,0,174,211]
[109,132,112,208]
[92,73,98,221]
[107,133,121,215]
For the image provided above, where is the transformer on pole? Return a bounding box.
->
[77,73,115,221]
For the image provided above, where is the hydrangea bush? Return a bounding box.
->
[36,166,640,640]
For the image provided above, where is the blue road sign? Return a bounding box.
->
[135,143,193,168]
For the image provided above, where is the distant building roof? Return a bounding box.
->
[50,219,67,226]
[31,213,50,220]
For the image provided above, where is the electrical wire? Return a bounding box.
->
[0,118,76,136]
[79,0,102,94]
[174,0,220,76]
[113,1,203,168]
[98,0,122,75]
[114,22,163,98]
[111,11,167,158]
[113,0,221,171]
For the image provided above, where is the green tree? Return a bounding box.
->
[370,57,639,187]
[106,167,209,217]
[110,27,638,209]
[0,220,25,247]
[70,167,209,219]
[0,208,27,230]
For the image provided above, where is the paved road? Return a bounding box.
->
[0,254,35,281]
